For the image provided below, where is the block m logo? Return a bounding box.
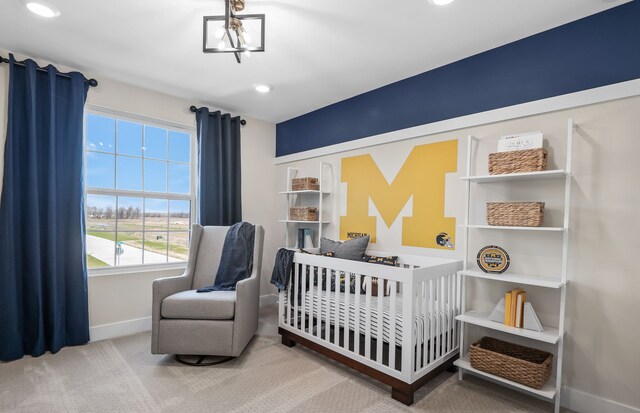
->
[340,139,458,249]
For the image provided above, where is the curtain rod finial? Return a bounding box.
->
[190,105,198,113]
[88,79,98,87]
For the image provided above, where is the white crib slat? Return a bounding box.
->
[439,276,444,359]
[442,275,448,355]
[389,281,397,370]
[422,280,428,367]
[301,264,307,333]
[334,272,340,345]
[448,274,453,353]
[354,273,361,354]
[286,266,292,326]
[293,264,299,330]
[429,278,435,362]
[343,274,351,351]
[364,277,372,360]
[325,267,331,341]
[415,288,422,370]
[314,267,321,338]
[376,284,383,364]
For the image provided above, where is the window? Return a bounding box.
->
[84,111,195,270]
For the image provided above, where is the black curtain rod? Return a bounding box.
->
[190,105,247,126]
[0,56,98,87]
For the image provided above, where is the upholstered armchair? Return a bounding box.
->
[151,224,264,363]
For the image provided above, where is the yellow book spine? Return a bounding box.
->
[504,290,513,326]
[510,288,523,327]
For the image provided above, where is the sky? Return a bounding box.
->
[85,113,192,215]
[85,114,191,194]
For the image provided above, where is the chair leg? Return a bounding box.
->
[174,354,235,366]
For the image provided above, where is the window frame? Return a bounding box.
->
[83,105,198,276]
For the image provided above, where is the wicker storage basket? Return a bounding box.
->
[292,177,320,191]
[470,337,553,389]
[488,148,547,175]
[289,207,318,221]
[487,202,544,227]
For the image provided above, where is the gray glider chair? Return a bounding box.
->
[152,224,264,365]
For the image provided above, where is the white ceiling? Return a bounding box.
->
[0,0,628,123]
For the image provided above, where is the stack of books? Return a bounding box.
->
[504,288,527,328]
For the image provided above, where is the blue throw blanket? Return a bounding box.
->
[197,222,255,292]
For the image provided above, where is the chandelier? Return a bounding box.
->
[203,0,265,63]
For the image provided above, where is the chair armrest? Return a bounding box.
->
[232,273,260,355]
[151,273,191,353]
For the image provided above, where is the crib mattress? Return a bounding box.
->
[287,289,454,346]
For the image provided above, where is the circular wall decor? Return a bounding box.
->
[477,245,510,274]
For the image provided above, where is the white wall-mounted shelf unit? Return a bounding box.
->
[456,119,575,413]
[459,270,565,289]
[280,162,332,249]
[460,224,566,232]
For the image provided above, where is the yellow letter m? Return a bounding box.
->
[340,139,457,249]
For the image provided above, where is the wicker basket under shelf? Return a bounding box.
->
[292,177,320,191]
[487,202,544,227]
[488,148,547,175]
[470,337,553,390]
[289,207,318,221]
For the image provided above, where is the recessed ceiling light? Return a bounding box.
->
[24,0,60,18]
[254,84,272,93]
[431,0,455,5]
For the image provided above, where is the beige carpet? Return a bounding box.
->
[0,304,569,412]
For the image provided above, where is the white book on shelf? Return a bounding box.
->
[488,298,505,323]
[523,302,544,332]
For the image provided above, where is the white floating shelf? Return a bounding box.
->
[455,355,557,400]
[279,220,330,224]
[461,169,568,183]
[461,224,566,232]
[279,190,329,194]
[456,311,560,344]
[460,270,565,289]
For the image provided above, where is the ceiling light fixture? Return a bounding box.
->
[24,0,60,17]
[431,0,455,5]
[254,84,272,93]
[203,0,265,64]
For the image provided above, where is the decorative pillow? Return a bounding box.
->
[320,236,370,261]
[362,254,398,266]
[361,254,398,297]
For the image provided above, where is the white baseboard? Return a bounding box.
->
[89,317,151,342]
[563,386,639,413]
[260,293,278,306]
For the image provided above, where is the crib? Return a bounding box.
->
[278,250,463,405]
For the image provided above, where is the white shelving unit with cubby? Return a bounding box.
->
[280,162,332,248]
[455,119,575,413]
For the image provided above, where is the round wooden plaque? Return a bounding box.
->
[476,245,510,274]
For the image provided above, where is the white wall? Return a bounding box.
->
[277,96,640,411]
[0,51,282,334]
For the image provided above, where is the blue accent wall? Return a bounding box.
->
[276,1,640,157]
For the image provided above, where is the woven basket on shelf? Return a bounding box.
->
[289,207,318,221]
[470,337,553,390]
[292,177,320,191]
[487,202,544,227]
[488,148,547,175]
